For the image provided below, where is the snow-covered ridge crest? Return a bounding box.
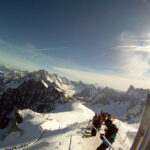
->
[0,67,148,150]
[1,68,150,121]
[0,101,139,150]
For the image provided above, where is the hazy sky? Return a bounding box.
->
[0,0,150,91]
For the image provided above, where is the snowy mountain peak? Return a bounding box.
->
[0,67,148,149]
[127,85,135,94]
[31,69,49,81]
[1,68,150,122]
[37,69,49,75]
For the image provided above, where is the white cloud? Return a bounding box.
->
[54,67,150,91]
[0,39,70,53]
[19,44,73,66]
[1,36,150,91]
[113,31,150,80]
[115,45,150,53]
[0,40,73,70]
[0,52,41,71]
[52,32,150,90]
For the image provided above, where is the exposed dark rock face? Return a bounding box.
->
[15,111,23,124]
[0,107,23,139]
[0,117,10,129]
[0,79,67,131]
[0,67,150,123]
[0,97,15,129]
[0,79,66,113]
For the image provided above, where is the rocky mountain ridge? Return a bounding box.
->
[0,78,67,134]
[0,67,150,121]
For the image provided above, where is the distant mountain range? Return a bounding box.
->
[0,66,150,131]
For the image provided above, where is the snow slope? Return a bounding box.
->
[86,100,131,120]
[0,68,148,122]
[0,101,138,150]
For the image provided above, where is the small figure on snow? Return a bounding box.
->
[96,119,118,150]
[106,113,111,120]
[91,113,101,136]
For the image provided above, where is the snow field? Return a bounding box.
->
[0,101,138,150]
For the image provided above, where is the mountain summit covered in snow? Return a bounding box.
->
[0,66,149,149]
[0,67,149,120]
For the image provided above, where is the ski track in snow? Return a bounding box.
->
[0,101,138,150]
